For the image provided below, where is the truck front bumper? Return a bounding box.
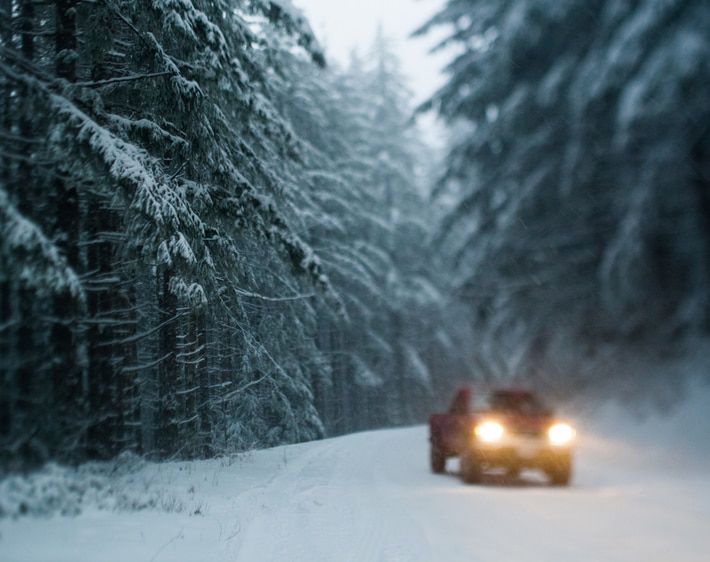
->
[470,436,572,470]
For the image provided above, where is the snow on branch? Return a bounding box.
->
[0,187,83,300]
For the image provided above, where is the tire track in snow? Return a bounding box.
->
[232,438,345,561]
[232,429,433,562]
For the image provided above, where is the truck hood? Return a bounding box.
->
[477,411,552,437]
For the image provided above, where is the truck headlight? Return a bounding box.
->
[548,423,575,446]
[475,421,505,443]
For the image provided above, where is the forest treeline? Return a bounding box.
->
[0,0,471,470]
[420,0,710,404]
[2,0,709,471]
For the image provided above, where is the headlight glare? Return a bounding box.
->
[475,421,505,443]
[548,422,575,445]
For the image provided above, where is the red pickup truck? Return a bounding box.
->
[429,387,575,485]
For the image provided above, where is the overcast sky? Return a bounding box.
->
[293,0,449,105]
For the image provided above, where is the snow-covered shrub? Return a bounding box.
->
[0,453,202,519]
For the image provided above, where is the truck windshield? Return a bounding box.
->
[474,391,548,414]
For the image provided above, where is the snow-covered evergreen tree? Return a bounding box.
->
[0,1,461,468]
[418,0,710,399]
[0,0,334,465]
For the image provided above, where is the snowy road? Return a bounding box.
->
[2,424,709,562]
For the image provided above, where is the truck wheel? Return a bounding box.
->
[430,445,445,474]
[547,457,572,486]
[460,451,482,484]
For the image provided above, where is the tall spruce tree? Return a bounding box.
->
[1,1,466,468]
[418,0,710,399]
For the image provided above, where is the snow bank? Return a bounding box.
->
[0,452,206,520]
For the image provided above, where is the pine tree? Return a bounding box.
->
[1,0,464,469]
[418,0,710,396]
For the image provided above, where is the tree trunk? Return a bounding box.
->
[85,199,118,459]
[0,0,14,463]
[692,127,710,329]
[51,0,84,462]
[157,269,178,458]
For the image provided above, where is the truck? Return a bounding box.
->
[428,387,575,486]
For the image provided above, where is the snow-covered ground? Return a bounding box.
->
[2,392,710,562]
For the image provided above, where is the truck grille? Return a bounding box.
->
[510,427,543,438]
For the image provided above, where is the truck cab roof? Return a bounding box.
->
[449,386,549,416]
